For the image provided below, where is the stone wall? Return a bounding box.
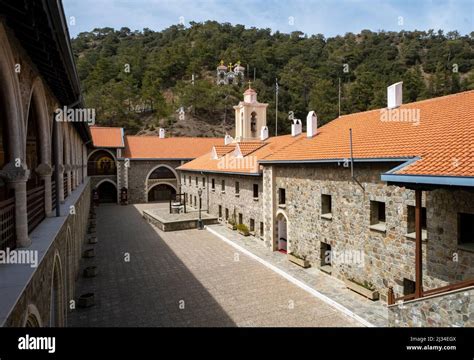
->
[388,287,474,327]
[3,180,91,327]
[122,160,182,203]
[263,163,474,301]
[180,171,265,238]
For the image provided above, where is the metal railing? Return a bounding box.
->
[388,278,474,305]
[27,185,45,234]
[52,180,56,211]
[63,173,68,199]
[0,197,16,250]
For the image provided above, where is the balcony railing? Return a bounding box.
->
[87,162,116,176]
[63,173,68,199]
[27,185,45,234]
[52,180,56,211]
[0,197,16,250]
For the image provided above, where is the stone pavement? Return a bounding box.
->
[69,203,362,327]
[206,224,389,327]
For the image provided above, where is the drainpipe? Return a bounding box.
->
[415,189,423,298]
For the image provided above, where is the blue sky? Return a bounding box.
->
[63,0,473,38]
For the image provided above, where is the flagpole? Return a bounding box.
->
[275,78,278,137]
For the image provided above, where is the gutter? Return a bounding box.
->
[381,173,474,187]
[259,157,413,165]
[381,157,474,187]
[177,169,262,177]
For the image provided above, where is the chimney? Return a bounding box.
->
[159,128,165,138]
[306,111,317,138]
[224,134,233,145]
[260,126,269,141]
[291,119,302,137]
[387,82,403,109]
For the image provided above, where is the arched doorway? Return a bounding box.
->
[87,149,116,176]
[50,255,64,327]
[96,180,117,204]
[148,183,176,202]
[276,212,288,253]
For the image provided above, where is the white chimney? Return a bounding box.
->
[159,128,165,138]
[306,111,317,138]
[291,119,302,137]
[260,126,269,141]
[387,81,403,109]
[224,134,233,145]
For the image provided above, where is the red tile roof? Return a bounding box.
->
[123,136,223,159]
[90,127,124,148]
[261,90,474,178]
[178,135,302,174]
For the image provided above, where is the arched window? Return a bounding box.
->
[26,97,42,189]
[87,150,116,176]
[250,112,257,134]
[148,166,176,180]
[0,82,11,201]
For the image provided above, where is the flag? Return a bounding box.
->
[275,79,279,95]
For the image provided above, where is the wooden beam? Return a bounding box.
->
[415,189,423,298]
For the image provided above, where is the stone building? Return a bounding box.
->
[0,2,91,327]
[88,127,222,204]
[179,85,474,325]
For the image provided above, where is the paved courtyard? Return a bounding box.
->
[69,203,362,327]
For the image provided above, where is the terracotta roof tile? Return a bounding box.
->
[178,135,302,174]
[262,90,474,178]
[90,127,124,148]
[123,136,223,159]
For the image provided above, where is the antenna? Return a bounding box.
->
[253,68,256,82]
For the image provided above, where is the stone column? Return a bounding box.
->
[0,162,30,248]
[58,164,65,202]
[36,163,53,216]
[65,164,72,196]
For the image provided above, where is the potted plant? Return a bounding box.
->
[344,278,379,301]
[227,214,237,230]
[288,252,310,268]
[237,223,250,236]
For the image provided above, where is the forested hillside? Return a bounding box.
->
[72,22,474,136]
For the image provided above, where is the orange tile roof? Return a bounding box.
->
[213,144,236,157]
[237,142,266,156]
[123,136,223,159]
[90,127,124,148]
[261,91,474,178]
[178,135,302,174]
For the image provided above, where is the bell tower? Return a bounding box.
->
[233,83,268,142]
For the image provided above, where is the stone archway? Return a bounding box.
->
[50,253,64,327]
[87,149,116,176]
[276,210,289,253]
[147,183,177,202]
[95,179,118,204]
[145,164,179,202]
[23,304,43,327]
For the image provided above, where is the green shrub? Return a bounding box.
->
[236,223,250,236]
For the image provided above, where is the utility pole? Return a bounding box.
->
[275,78,279,136]
[338,77,341,117]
